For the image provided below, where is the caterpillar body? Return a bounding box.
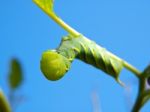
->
[41,35,124,83]
[57,35,123,80]
[33,0,124,83]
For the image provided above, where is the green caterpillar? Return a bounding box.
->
[41,34,123,83]
[33,0,125,83]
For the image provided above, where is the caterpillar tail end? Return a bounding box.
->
[116,78,126,87]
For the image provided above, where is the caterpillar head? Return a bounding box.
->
[40,50,71,81]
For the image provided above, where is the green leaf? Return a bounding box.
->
[33,0,54,14]
[8,58,23,90]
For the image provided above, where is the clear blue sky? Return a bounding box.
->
[0,0,150,112]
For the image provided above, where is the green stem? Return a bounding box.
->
[131,79,144,112]
[132,93,143,112]
[0,89,11,112]
[123,61,141,77]
[34,1,80,37]
[47,13,80,37]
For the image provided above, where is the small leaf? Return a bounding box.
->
[33,0,54,14]
[8,58,23,90]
